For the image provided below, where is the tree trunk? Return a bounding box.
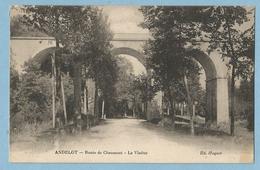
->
[94,82,99,116]
[102,100,105,119]
[133,97,136,117]
[161,91,164,115]
[230,65,236,136]
[225,10,237,136]
[167,104,170,115]
[192,104,195,134]
[144,101,148,119]
[73,61,82,115]
[183,73,194,135]
[61,77,67,124]
[51,40,60,129]
[51,52,56,128]
[181,103,184,115]
[73,61,83,133]
[83,81,88,115]
[55,41,61,101]
[169,96,175,128]
[166,86,175,128]
[142,103,145,117]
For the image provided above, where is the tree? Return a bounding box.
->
[22,6,115,128]
[140,6,254,135]
[198,6,255,135]
[10,14,48,37]
[10,54,20,120]
[130,74,156,118]
[10,59,52,130]
[82,9,115,118]
[23,6,87,127]
[10,56,76,133]
[237,76,254,131]
[140,6,204,133]
[114,57,134,100]
[90,54,118,118]
[112,57,135,116]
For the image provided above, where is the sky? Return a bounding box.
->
[101,6,148,76]
[101,6,149,34]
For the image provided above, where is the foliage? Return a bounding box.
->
[114,57,135,101]
[62,74,75,120]
[94,54,118,117]
[10,14,48,37]
[111,57,156,117]
[10,60,52,129]
[131,74,156,103]
[198,6,254,79]
[197,6,254,135]
[82,10,116,117]
[10,55,20,117]
[140,6,254,134]
[236,77,254,131]
[10,57,76,130]
[22,6,116,117]
[140,6,203,90]
[140,6,205,123]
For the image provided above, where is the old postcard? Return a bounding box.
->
[9,5,254,163]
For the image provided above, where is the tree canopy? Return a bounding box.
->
[140,6,254,134]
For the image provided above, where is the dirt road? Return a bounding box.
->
[10,118,253,163]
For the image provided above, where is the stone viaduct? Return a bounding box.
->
[10,33,230,130]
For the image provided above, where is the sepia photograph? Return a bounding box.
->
[9,5,255,163]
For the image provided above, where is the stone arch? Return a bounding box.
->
[187,49,217,80]
[111,47,147,68]
[33,47,56,63]
[111,46,152,119]
[31,47,57,72]
[10,37,56,72]
[186,49,229,129]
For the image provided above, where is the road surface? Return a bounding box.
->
[10,118,253,163]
